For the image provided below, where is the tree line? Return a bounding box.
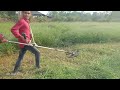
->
[1,11,120,22]
[47,11,112,22]
[0,11,17,21]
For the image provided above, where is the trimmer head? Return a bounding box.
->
[65,50,80,58]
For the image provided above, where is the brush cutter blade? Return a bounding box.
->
[65,50,80,58]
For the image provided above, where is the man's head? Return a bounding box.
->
[22,11,32,20]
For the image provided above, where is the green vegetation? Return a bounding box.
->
[0,22,120,79]
[1,22,120,55]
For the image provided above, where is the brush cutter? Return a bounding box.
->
[0,33,79,58]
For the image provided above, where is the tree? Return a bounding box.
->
[8,11,16,16]
[47,11,112,22]
[109,11,120,22]
[0,11,8,18]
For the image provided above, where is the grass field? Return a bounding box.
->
[0,22,120,79]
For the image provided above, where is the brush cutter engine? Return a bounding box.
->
[0,34,8,43]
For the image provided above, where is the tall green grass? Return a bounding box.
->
[31,22,120,47]
[0,22,18,56]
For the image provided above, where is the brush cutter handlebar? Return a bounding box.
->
[0,34,8,43]
[8,40,65,52]
[8,41,33,46]
[22,33,26,39]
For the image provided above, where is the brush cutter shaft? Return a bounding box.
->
[8,40,66,52]
[8,40,79,57]
[29,25,35,43]
[8,41,32,46]
[35,45,66,52]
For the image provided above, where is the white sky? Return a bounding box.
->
[38,11,110,15]
[38,11,49,15]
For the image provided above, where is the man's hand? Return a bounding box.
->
[29,40,31,44]
[28,40,33,46]
[0,39,8,43]
[19,36,29,44]
[32,43,38,47]
[2,39,8,43]
[20,35,25,40]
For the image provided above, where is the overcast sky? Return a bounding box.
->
[38,11,108,15]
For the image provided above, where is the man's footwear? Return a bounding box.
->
[6,72,17,76]
[10,70,20,76]
[10,72,17,76]
[36,66,40,69]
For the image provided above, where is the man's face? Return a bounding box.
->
[23,11,31,20]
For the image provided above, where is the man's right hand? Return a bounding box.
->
[1,38,8,43]
[2,39,8,42]
[19,36,29,44]
[20,35,25,40]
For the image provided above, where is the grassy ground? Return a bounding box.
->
[0,43,120,79]
[0,22,120,79]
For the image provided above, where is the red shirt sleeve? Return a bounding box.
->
[11,19,23,38]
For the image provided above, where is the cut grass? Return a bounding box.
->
[0,43,120,79]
